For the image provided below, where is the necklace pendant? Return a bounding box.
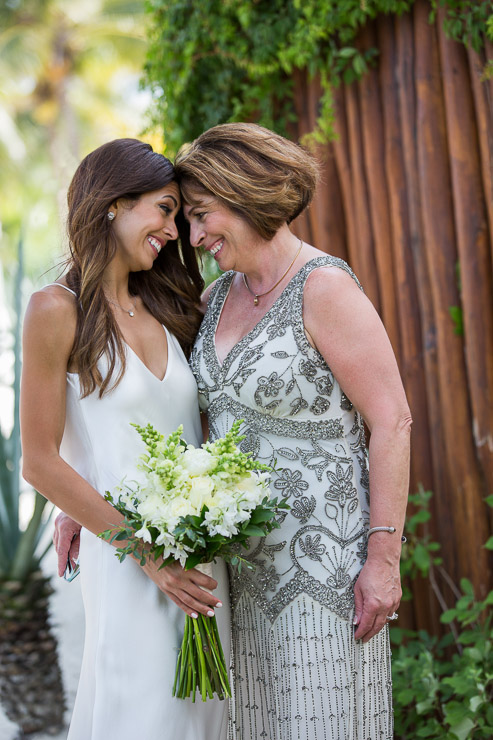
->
[129,311,135,317]
[253,296,259,306]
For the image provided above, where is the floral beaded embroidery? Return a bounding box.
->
[191,256,370,623]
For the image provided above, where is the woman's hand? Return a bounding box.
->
[142,559,222,618]
[53,509,222,618]
[54,511,82,577]
[353,556,402,643]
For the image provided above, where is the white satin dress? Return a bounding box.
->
[57,293,230,740]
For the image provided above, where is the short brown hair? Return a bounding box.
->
[175,123,319,240]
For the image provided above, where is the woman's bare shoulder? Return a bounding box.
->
[24,285,77,358]
[304,261,362,305]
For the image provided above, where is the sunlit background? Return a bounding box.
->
[0,0,158,439]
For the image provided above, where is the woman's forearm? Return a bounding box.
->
[23,452,124,537]
[366,414,412,563]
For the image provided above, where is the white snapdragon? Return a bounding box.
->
[135,525,152,543]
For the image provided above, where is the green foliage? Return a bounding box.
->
[449,261,464,336]
[399,486,442,599]
[392,492,493,739]
[429,0,493,52]
[449,305,464,336]
[144,0,492,151]
[0,237,53,583]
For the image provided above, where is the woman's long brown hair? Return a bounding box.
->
[65,138,204,398]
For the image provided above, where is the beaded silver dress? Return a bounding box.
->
[190,256,393,740]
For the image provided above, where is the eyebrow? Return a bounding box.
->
[161,194,179,207]
[186,203,207,214]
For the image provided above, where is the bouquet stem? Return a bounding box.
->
[173,613,231,702]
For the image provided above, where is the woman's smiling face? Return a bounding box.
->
[183,196,262,272]
[111,182,181,271]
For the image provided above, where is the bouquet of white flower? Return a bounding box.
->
[99,419,287,702]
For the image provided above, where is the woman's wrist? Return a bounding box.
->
[366,531,403,564]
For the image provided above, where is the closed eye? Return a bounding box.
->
[159,205,172,215]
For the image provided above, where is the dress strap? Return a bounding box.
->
[296,255,363,293]
[44,282,77,297]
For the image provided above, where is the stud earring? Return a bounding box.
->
[107,211,115,221]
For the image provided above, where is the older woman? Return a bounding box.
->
[175,122,411,740]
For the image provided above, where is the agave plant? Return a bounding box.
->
[0,235,53,581]
[0,236,64,735]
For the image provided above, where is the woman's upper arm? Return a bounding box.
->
[303,267,411,431]
[20,290,77,467]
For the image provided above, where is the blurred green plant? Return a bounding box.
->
[144,0,492,152]
[448,262,464,337]
[399,486,443,600]
[392,490,493,739]
[0,236,52,585]
[0,0,152,279]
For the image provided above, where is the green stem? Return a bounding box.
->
[173,613,230,701]
[197,615,220,698]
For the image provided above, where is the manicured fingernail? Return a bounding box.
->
[216,602,223,608]
[207,610,215,617]
[191,612,198,619]
[353,616,358,625]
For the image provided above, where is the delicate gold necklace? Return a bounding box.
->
[242,239,303,306]
[106,295,136,318]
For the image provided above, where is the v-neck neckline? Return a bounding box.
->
[124,324,171,382]
[212,257,321,370]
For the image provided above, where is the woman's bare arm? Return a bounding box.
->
[21,289,221,616]
[304,267,412,643]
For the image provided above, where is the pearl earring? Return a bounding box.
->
[107,211,115,221]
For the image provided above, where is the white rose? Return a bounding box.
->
[236,474,258,493]
[182,447,215,476]
[167,497,194,520]
[189,476,215,509]
[137,493,167,520]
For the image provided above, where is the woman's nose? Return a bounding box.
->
[189,222,205,248]
[165,219,179,240]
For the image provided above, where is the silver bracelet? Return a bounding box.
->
[368,526,407,543]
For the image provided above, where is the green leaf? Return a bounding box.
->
[338,47,357,58]
[441,609,458,624]
[352,54,367,75]
[416,725,441,738]
[241,524,267,537]
[484,536,493,550]
[409,508,431,525]
[250,509,277,524]
[460,578,474,596]
[448,305,464,336]
[396,688,415,704]
[448,717,476,740]
[469,696,484,713]
[413,542,431,573]
[185,552,205,570]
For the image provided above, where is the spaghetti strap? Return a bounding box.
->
[44,282,77,297]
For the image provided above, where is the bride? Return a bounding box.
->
[20,139,230,740]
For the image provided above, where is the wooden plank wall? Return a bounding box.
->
[291,0,493,633]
